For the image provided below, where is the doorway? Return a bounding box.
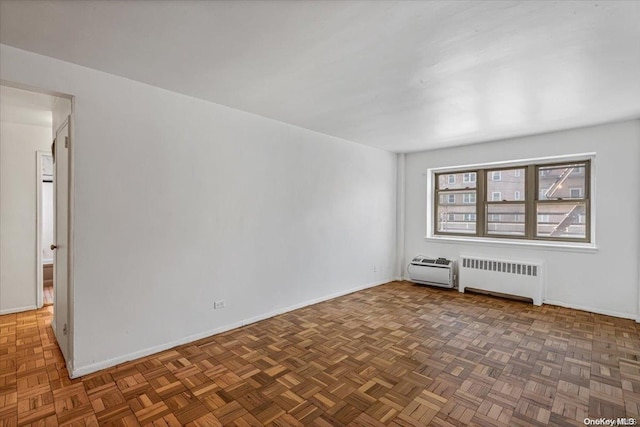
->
[37,151,54,306]
[0,81,73,366]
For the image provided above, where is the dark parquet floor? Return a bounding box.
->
[1,281,639,426]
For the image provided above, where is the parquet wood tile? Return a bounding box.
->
[2,281,639,425]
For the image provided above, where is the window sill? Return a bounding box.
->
[426,234,598,253]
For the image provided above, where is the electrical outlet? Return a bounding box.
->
[214,300,226,309]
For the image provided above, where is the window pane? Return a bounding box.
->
[437,191,476,234]
[438,172,476,190]
[486,204,525,236]
[536,202,586,239]
[486,168,524,201]
[538,163,586,200]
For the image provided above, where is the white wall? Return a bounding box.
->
[0,44,398,376]
[404,120,640,319]
[0,121,52,314]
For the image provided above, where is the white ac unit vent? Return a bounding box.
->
[459,255,544,305]
[407,256,456,288]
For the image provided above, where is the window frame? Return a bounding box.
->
[431,157,592,244]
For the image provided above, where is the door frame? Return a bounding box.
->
[35,151,53,309]
[1,79,75,373]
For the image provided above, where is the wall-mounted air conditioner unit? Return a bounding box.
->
[407,255,456,288]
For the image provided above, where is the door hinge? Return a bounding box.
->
[64,136,69,148]
[63,323,68,335]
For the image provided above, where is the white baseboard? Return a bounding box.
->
[70,278,392,378]
[401,277,637,321]
[0,305,37,315]
[543,299,637,321]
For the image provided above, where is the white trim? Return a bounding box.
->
[543,299,637,321]
[69,278,391,378]
[36,152,44,309]
[67,110,76,371]
[397,277,634,321]
[396,154,406,279]
[0,305,38,315]
[426,234,598,253]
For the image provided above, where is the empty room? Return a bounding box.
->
[0,1,639,426]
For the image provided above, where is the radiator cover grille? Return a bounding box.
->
[461,258,538,277]
[459,255,544,306]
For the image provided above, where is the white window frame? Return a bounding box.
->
[491,171,501,181]
[514,190,521,201]
[463,193,476,204]
[463,213,476,222]
[491,192,502,201]
[448,175,456,184]
[463,173,476,183]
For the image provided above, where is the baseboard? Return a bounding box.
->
[400,278,637,321]
[70,278,392,378]
[0,305,37,315]
[543,299,637,321]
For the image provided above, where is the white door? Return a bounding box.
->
[53,116,70,361]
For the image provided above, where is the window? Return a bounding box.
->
[433,159,591,242]
[537,214,550,223]
[447,175,456,184]
[463,172,476,183]
[447,194,455,203]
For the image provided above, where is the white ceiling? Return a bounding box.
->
[1,1,639,152]
[0,85,54,128]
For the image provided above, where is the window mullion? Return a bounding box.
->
[525,165,536,239]
[477,169,486,237]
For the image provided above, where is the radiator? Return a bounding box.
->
[459,255,544,306]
